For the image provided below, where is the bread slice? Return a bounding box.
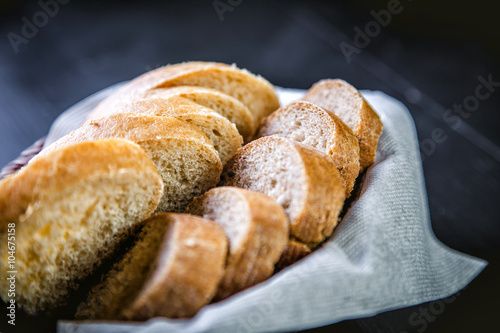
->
[88,86,257,143]
[186,186,288,300]
[91,61,280,124]
[302,79,383,170]
[75,213,228,320]
[40,114,222,212]
[116,96,243,164]
[141,86,257,142]
[275,240,312,272]
[0,139,163,313]
[257,100,360,197]
[221,136,346,247]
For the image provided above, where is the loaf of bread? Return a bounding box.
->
[275,240,312,272]
[221,136,346,247]
[75,213,228,320]
[187,186,288,300]
[91,61,280,125]
[302,79,383,170]
[116,96,243,164]
[257,100,360,196]
[0,139,163,313]
[40,114,222,212]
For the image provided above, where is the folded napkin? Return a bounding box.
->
[51,86,486,333]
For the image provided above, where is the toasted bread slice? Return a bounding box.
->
[302,79,383,170]
[0,139,163,313]
[187,186,288,300]
[40,114,222,212]
[116,96,243,164]
[75,213,228,320]
[91,61,280,124]
[221,136,346,247]
[257,100,360,196]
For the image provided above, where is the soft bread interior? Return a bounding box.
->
[257,101,360,196]
[303,80,362,130]
[140,138,221,212]
[221,138,306,229]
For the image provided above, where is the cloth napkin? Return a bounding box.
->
[52,86,486,333]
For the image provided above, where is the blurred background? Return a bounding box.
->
[0,0,499,332]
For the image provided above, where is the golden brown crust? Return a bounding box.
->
[90,61,280,124]
[356,98,383,170]
[293,142,346,246]
[41,113,215,156]
[0,139,161,231]
[275,239,312,272]
[141,86,257,142]
[221,136,346,247]
[257,100,360,197]
[186,186,288,300]
[302,79,383,171]
[122,213,228,320]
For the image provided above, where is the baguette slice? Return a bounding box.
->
[0,139,163,313]
[275,240,312,272]
[221,136,346,247]
[257,100,360,197]
[302,79,383,170]
[76,213,228,320]
[141,86,257,142]
[116,96,243,164]
[91,61,280,124]
[187,186,288,300]
[87,86,257,143]
[39,114,222,212]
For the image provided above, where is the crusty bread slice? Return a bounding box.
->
[87,85,257,143]
[0,139,163,313]
[221,136,346,247]
[302,79,383,170]
[257,100,360,197]
[141,86,257,142]
[275,240,312,272]
[91,61,280,124]
[116,96,243,164]
[75,213,228,320]
[39,114,222,212]
[187,186,288,300]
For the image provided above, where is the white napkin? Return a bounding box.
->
[53,86,486,333]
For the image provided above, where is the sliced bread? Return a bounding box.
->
[75,213,228,320]
[302,79,383,170]
[186,186,288,300]
[40,114,222,212]
[116,96,243,164]
[220,136,346,247]
[257,100,360,196]
[0,139,163,313]
[91,61,280,124]
[141,86,257,142]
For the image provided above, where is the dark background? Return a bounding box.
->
[0,0,499,332]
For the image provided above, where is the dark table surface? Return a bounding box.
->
[1,0,499,332]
